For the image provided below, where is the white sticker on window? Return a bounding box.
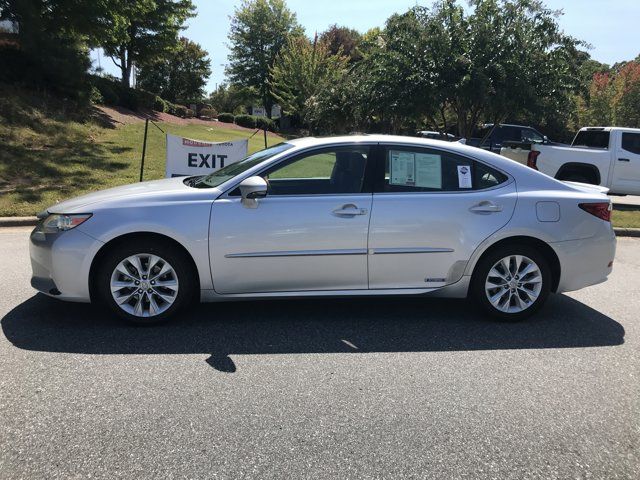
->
[390,151,442,188]
[390,151,416,186]
[457,165,472,188]
[415,153,442,189]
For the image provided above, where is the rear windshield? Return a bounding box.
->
[572,130,610,149]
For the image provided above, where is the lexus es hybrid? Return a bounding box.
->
[29,135,616,324]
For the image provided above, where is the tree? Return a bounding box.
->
[0,0,94,99]
[208,83,258,114]
[226,0,303,117]
[349,0,583,138]
[137,37,211,104]
[97,0,195,88]
[270,35,348,126]
[612,61,640,127]
[319,25,362,62]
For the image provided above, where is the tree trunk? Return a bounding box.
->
[119,47,130,88]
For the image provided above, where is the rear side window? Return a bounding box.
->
[382,147,508,192]
[621,133,640,155]
[572,130,610,149]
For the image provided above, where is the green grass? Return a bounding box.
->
[0,86,283,216]
[612,209,640,229]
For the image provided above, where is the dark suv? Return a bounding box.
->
[467,124,549,152]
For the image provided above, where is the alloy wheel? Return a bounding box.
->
[484,255,543,313]
[110,253,179,318]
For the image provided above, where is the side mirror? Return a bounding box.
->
[239,176,267,208]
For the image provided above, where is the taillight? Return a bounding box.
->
[527,150,540,170]
[579,202,611,222]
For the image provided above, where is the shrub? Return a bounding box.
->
[234,114,257,128]
[218,112,235,123]
[185,108,195,118]
[165,102,177,115]
[89,86,104,105]
[199,108,217,119]
[256,116,277,132]
[174,105,188,117]
[153,96,167,112]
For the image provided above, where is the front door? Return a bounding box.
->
[612,131,640,195]
[368,145,517,289]
[210,145,373,294]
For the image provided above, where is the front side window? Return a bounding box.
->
[260,147,370,196]
[621,132,640,155]
[382,147,507,193]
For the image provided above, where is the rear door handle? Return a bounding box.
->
[618,158,630,162]
[469,201,503,214]
[332,204,368,217]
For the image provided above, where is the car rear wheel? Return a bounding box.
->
[472,245,551,321]
[96,240,194,324]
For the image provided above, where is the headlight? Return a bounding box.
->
[35,214,92,233]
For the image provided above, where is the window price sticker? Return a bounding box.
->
[457,165,472,188]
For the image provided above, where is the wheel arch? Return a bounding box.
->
[555,162,601,185]
[88,231,201,302]
[469,235,561,293]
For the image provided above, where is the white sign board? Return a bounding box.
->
[252,106,266,117]
[165,134,248,178]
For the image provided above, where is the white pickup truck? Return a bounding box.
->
[500,127,640,195]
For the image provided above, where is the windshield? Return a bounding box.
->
[192,142,294,188]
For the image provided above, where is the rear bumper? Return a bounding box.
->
[29,227,103,302]
[551,226,616,293]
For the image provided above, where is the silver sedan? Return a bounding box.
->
[29,135,616,323]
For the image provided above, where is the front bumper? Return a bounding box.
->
[29,226,103,302]
[551,226,616,293]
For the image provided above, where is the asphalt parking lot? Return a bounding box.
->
[1,227,638,479]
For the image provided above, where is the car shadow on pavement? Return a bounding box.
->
[1,293,624,372]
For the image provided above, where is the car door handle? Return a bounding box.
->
[332,204,368,217]
[469,201,503,213]
[618,158,630,162]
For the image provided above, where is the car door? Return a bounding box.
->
[367,144,517,289]
[210,145,374,294]
[612,131,640,195]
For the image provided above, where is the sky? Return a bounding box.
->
[90,0,640,94]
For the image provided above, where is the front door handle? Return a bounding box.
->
[469,201,503,214]
[618,158,630,162]
[332,204,368,217]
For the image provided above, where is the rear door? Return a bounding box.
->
[612,131,640,194]
[367,145,517,289]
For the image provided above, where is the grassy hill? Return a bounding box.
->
[0,85,283,216]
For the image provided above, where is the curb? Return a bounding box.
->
[613,227,640,238]
[1,217,640,237]
[0,217,38,227]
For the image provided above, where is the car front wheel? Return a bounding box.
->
[472,245,551,321]
[96,240,194,324]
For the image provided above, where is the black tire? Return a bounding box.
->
[471,244,551,321]
[95,238,195,325]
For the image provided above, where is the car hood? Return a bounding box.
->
[46,177,210,214]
